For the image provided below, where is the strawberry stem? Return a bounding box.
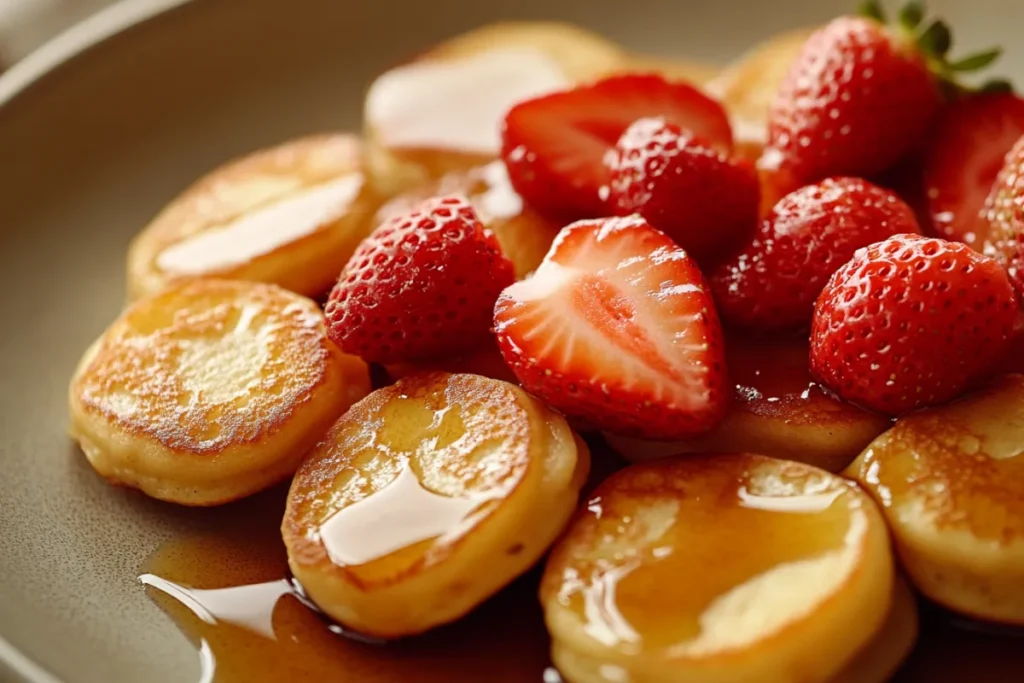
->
[858,0,886,23]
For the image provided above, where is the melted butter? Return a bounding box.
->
[556,462,857,655]
[365,47,570,154]
[157,174,364,275]
[318,463,496,566]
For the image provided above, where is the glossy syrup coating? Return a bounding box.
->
[541,454,894,683]
[605,333,890,473]
[127,134,381,301]
[282,372,589,638]
[68,279,370,505]
[846,373,1024,624]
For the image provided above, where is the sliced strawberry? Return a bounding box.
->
[979,132,1024,300]
[493,215,729,439]
[922,92,1024,246]
[500,74,733,221]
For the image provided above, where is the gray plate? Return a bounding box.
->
[2,0,1024,681]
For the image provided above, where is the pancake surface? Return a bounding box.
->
[127,134,379,301]
[541,454,894,683]
[846,373,1024,625]
[69,279,370,506]
[374,160,560,279]
[606,334,890,472]
[363,22,626,195]
[282,372,589,638]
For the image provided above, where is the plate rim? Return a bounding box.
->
[0,3,198,680]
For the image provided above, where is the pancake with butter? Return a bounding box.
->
[69,279,370,506]
[127,134,379,301]
[283,372,589,638]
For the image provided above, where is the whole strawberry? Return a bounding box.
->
[712,177,919,331]
[765,2,1003,188]
[978,133,1024,299]
[810,234,1017,416]
[606,117,759,262]
[493,215,729,440]
[325,195,515,364]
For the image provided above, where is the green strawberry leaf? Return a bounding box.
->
[918,19,952,58]
[858,0,887,23]
[979,78,1015,94]
[949,48,1003,72]
[898,1,925,30]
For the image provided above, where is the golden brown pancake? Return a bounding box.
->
[282,372,589,638]
[606,334,891,473]
[363,22,627,195]
[68,279,370,506]
[541,454,894,683]
[127,134,380,301]
[384,338,519,385]
[373,160,561,279]
[846,373,1024,625]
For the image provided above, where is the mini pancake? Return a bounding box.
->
[384,338,519,385]
[282,372,590,638]
[373,160,560,279]
[830,578,917,683]
[127,134,380,301]
[705,27,815,160]
[624,53,720,85]
[363,22,626,195]
[541,454,894,683]
[68,279,371,506]
[605,334,891,473]
[846,373,1024,625]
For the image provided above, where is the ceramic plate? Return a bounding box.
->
[2,0,1023,681]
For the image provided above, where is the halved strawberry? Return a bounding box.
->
[493,215,729,440]
[500,74,733,221]
[922,92,1024,245]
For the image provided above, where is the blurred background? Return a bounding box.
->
[0,0,111,69]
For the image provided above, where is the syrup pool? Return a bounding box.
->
[137,446,1024,683]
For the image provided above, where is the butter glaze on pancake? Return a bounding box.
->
[283,372,589,638]
[127,134,379,300]
[541,454,894,683]
[285,373,533,581]
[76,281,334,454]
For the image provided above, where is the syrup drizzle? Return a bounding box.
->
[137,454,1024,683]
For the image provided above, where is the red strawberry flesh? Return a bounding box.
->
[493,215,729,440]
[923,92,1024,246]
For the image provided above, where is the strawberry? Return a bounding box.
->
[978,132,1024,299]
[810,234,1017,416]
[325,195,515,364]
[712,177,920,331]
[922,92,1024,245]
[500,74,732,221]
[764,2,1003,189]
[605,117,759,262]
[493,215,729,440]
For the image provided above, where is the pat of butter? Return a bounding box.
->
[157,174,363,275]
[365,47,571,155]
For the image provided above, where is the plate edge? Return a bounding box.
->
[0,0,193,108]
